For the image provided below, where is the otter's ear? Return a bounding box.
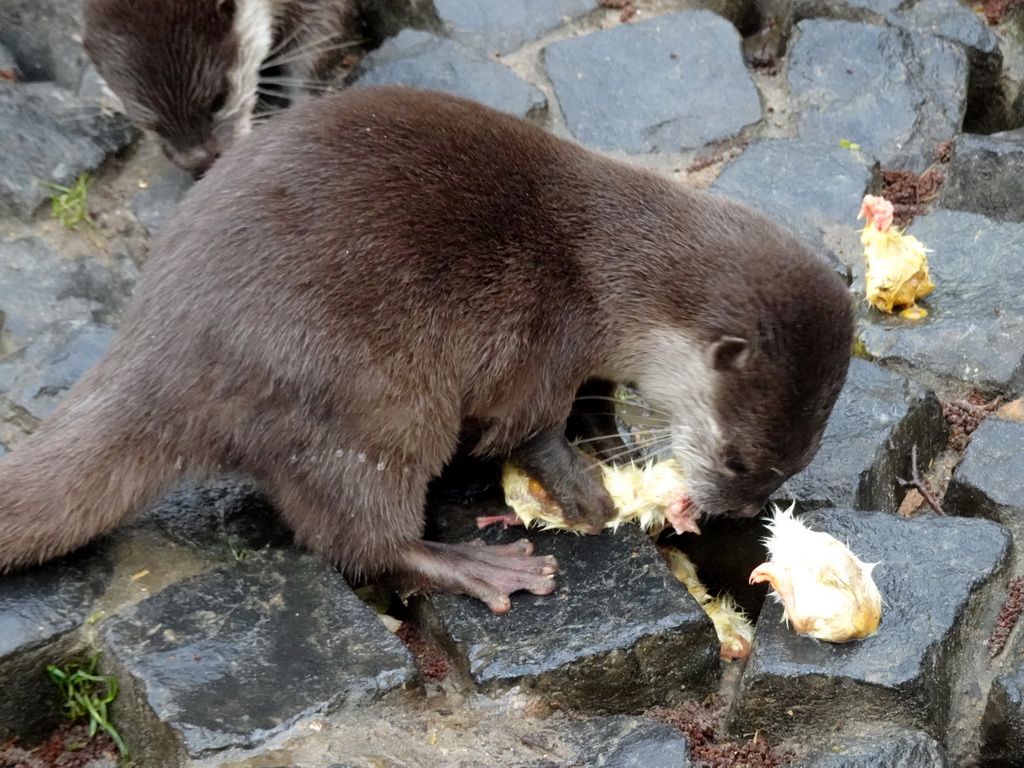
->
[218,0,236,17]
[707,336,750,371]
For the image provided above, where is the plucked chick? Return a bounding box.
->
[749,505,882,643]
[858,194,934,319]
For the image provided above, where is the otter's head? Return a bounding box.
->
[628,242,853,521]
[83,0,274,176]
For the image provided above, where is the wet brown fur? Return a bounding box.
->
[0,87,853,601]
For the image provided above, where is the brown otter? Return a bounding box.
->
[0,87,853,612]
[82,0,359,176]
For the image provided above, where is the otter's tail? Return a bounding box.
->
[0,373,187,572]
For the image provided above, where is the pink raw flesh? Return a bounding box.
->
[666,497,701,535]
[476,512,526,530]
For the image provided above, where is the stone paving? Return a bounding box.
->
[2,0,1024,766]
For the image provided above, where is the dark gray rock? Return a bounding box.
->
[796,723,951,767]
[544,11,761,153]
[353,30,546,119]
[940,131,1024,223]
[0,321,116,423]
[422,500,719,712]
[135,478,292,560]
[727,508,1010,740]
[776,359,948,514]
[553,715,692,767]
[0,0,89,88]
[945,417,1024,523]
[130,168,195,236]
[710,138,874,258]
[788,20,967,171]
[981,668,1024,767]
[0,239,129,355]
[856,209,1024,391]
[0,82,138,220]
[0,546,113,741]
[434,0,599,55]
[100,549,416,761]
[0,42,18,80]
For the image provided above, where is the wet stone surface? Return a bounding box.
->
[0,81,138,219]
[433,0,599,55]
[99,548,417,761]
[729,508,1010,740]
[788,20,967,172]
[353,30,546,119]
[424,499,719,712]
[796,723,951,767]
[130,168,195,237]
[710,137,874,260]
[0,544,112,741]
[940,130,1024,223]
[982,668,1024,767]
[945,417,1024,522]
[775,359,948,513]
[544,11,761,153]
[857,209,1024,391]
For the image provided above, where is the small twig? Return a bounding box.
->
[897,444,944,515]
[518,734,568,760]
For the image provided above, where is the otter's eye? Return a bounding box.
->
[210,92,227,115]
[723,448,749,475]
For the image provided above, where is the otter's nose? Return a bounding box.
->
[166,141,221,178]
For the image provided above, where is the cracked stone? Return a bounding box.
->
[99,548,417,762]
[421,497,719,712]
[0,81,138,220]
[433,0,599,55]
[353,30,546,119]
[775,359,948,513]
[788,20,967,172]
[727,508,1010,740]
[945,417,1024,523]
[0,0,91,88]
[855,209,1024,391]
[544,11,761,153]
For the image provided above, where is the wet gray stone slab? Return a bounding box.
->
[130,167,194,237]
[0,82,138,220]
[423,499,719,712]
[856,209,1024,391]
[727,508,1010,740]
[353,30,546,119]
[100,548,416,760]
[134,478,292,560]
[434,0,599,55]
[553,715,692,767]
[794,0,997,57]
[796,723,951,767]
[981,668,1024,767]
[710,138,873,258]
[788,20,967,171]
[544,11,761,153]
[360,0,442,42]
[945,417,1024,523]
[0,546,113,741]
[0,239,127,354]
[940,131,1024,223]
[0,0,90,88]
[776,359,948,514]
[0,322,115,422]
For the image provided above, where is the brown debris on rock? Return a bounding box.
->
[879,168,944,228]
[989,575,1024,658]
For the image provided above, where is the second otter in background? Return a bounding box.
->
[82,0,359,176]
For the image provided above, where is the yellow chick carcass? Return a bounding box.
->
[662,548,755,661]
[859,194,935,319]
[749,505,882,643]
[499,458,699,535]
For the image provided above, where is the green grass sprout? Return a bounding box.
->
[46,655,128,757]
[44,172,93,229]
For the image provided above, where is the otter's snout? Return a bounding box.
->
[164,139,221,178]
